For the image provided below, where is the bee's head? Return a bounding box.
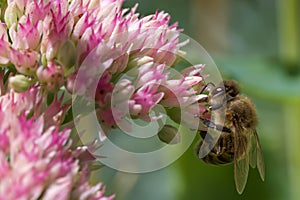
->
[223,80,240,98]
[210,80,240,102]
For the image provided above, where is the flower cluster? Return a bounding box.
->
[0,0,207,198]
[0,88,114,200]
[2,0,206,137]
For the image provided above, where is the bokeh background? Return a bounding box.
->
[94,0,300,199]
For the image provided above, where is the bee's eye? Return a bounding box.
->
[212,86,225,97]
[216,87,224,94]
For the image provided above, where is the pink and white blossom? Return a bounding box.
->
[0,0,210,198]
[0,89,114,200]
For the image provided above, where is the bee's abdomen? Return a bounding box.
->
[202,151,234,165]
[198,132,235,165]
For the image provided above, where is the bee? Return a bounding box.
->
[196,80,265,194]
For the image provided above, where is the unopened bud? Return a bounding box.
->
[158,125,180,145]
[4,2,22,28]
[36,62,65,92]
[41,54,47,66]
[9,74,32,93]
[57,40,77,70]
[127,56,153,69]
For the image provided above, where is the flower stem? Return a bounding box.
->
[278,0,299,70]
[278,1,300,195]
[284,101,300,200]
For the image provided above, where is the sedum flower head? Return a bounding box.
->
[3,0,185,87]
[0,0,211,199]
[1,0,207,139]
[0,88,114,200]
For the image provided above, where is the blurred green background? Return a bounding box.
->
[94,0,300,199]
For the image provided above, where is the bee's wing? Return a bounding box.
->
[233,126,249,194]
[248,129,265,181]
[234,156,249,194]
[253,129,265,181]
[197,128,221,159]
[249,132,257,168]
[197,119,222,159]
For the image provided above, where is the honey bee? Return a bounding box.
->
[196,80,265,194]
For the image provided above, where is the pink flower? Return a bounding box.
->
[43,93,70,129]
[159,65,205,107]
[0,23,10,65]
[40,3,74,61]
[0,87,42,117]
[9,17,40,50]
[0,38,11,65]
[0,88,114,200]
[36,61,65,91]
[0,1,212,199]
[25,0,51,24]
[135,63,168,88]
[94,72,114,106]
[130,85,164,118]
[1,0,207,143]
[2,0,197,94]
[9,48,40,75]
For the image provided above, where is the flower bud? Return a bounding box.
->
[113,79,134,103]
[4,2,22,28]
[10,49,39,75]
[0,38,10,66]
[36,62,65,92]
[57,40,77,70]
[9,74,32,93]
[158,125,180,145]
[9,17,40,50]
[108,53,129,74]
[0,23,8,42]
[127,56,153,69]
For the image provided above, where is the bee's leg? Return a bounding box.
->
[214,124,231,133]
[209,104,223,111]
[195,140,203,156]
[199,130,207,139]
[198,119,220,137]
[195,139,216,158]
[201,118,232,134]
[198,96,209,103]
[199,82,215,94]
[202,118,215,128]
